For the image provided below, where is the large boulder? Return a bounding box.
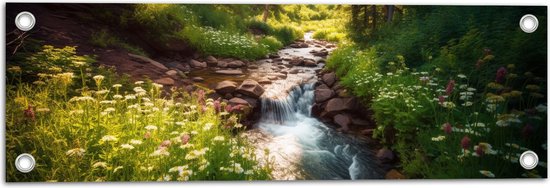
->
[215,80,238,94]
[189,59,207,69]
[289,58,303,66]
[236,79,265,98]
[206,56,218,66]
[323,97,356,116]
[333,114,351,131]
[314,89,335,103]
[215,69,243,75]
[322,72,336,87]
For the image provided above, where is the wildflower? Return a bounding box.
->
[525,85,540,91]
[203,123,213,131]
[457,74,467,79]
[150,147,170,157]
[441,102,456,109]
[124,94,136,100]
[530,92,544,98]
[160,140,171,148]
[66,148,86,157]
[486,82,504,90]
[93,75,105,84]
[461,136,471,149]
[121,144,135,150]
[479,170,495,178]
[442,123,452,134]
[8,66,22,73]
[473,143,497,156]
[431,135,446,141]
[130,139,143,145]
[92,162,108,168]
[113,166,123,173]
[445,80,455,95]
[33,81,46,85]
[135,81,144,85]
[495,67,507,83]
[438,95,445,105]
[23,105,35,121]
[36,108,50,113]
[462,102,473,107]
[213,136,225,141]
[152,83,163,89]
[144,131,151,139]
[101,135,118,143]
[181,134,190,145]
[535,104,547,112]
[507,64,515,70]
[112,84,122,88]
[145,125,158,131]
[95,90,109,95]
[113,95,123,100]
[510,90,522,97]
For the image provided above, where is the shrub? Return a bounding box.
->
[259,36,283,52]
[90,29,147,56]
[269,25,304,45]
[246,19,272,34]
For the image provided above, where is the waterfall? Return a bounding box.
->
[260,83,315,123]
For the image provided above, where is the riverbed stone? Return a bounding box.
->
[258,78,272,84]
[215,80,238,94]
[154,77,175,86]
[128,53,169,70]
[215,69,243,75]
[237,79,265,98]
[376,148,395,163]
[191,77,204,82]
[206,56,218,66]
[314,89,335,103]
[333,114,351,131]
[322,72,336,87]
[165,70,178,76]
[323,97,356,116]
[303,59,317,67]
[289,69,300,74]
[316,84,330,90]
[227,60,245,68]
[385,169,406,179]
[248,65,259,69]
[352,118,371,127]
[229,97,250,106]
[190,59,207,69]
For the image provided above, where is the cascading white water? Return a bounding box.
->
[253,82,384,179]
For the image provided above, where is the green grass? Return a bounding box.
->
[90,29,147,56]
[6,46,273,181]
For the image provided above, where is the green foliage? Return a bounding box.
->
[6,46,272,181]
[269,25,304,45]
[180,26,269,60]
[246,19,272,34]
[90,29,147,56]
[259,36,284,52]
[331,6,547,178]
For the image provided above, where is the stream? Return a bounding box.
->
[246,33,384,180]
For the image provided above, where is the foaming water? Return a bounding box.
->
[248,83,384,179]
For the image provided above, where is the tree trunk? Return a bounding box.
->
[371,5,377,30]
[386,5,395,22]
[263,4,269,22]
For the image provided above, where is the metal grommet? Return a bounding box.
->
[15,153,36,173]
[519,14,538,33]
[519,150,538,170]
[15,11,36,31]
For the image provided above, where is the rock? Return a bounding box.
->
[332,82,344,91]
[360,129,374,136]
[154,77,175,85]
[165,70,178,76]
[317,58,326,64]
[385,169,406,179]
[258,78,272,84]
[191,77,204,82]
[289,69,300,74]
[314,89,335,103]
[271,73,287,79]
[326,44,336,48]
[283,64,294,68]
[215,69,243,75]
[189,59,207,69]
[299,43,309,48]
[217,60,228,68]
[268,54,280,58]
[316,84,330,90]
[206,56,218,66]
[311,103,323,117]
[312,50,329,57]
[303,59,317,67]
[242,97,259,108]
[290,43,300,48]
[181,79,194,85]
[236,79,265,98]
[215,80,238,94]
[333,114,351,131]
[352,118,370,127]
[224,93,233,100]
[185,85,195,92]
[376,148,395,162]
[229,97,250,106]
[322,72,336,87]
[336,89,350,97]
[227,60,245,68]
[248,65,259,69]
[289,58,303,66]
[128,53,169,70]
[323,97,356,116]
